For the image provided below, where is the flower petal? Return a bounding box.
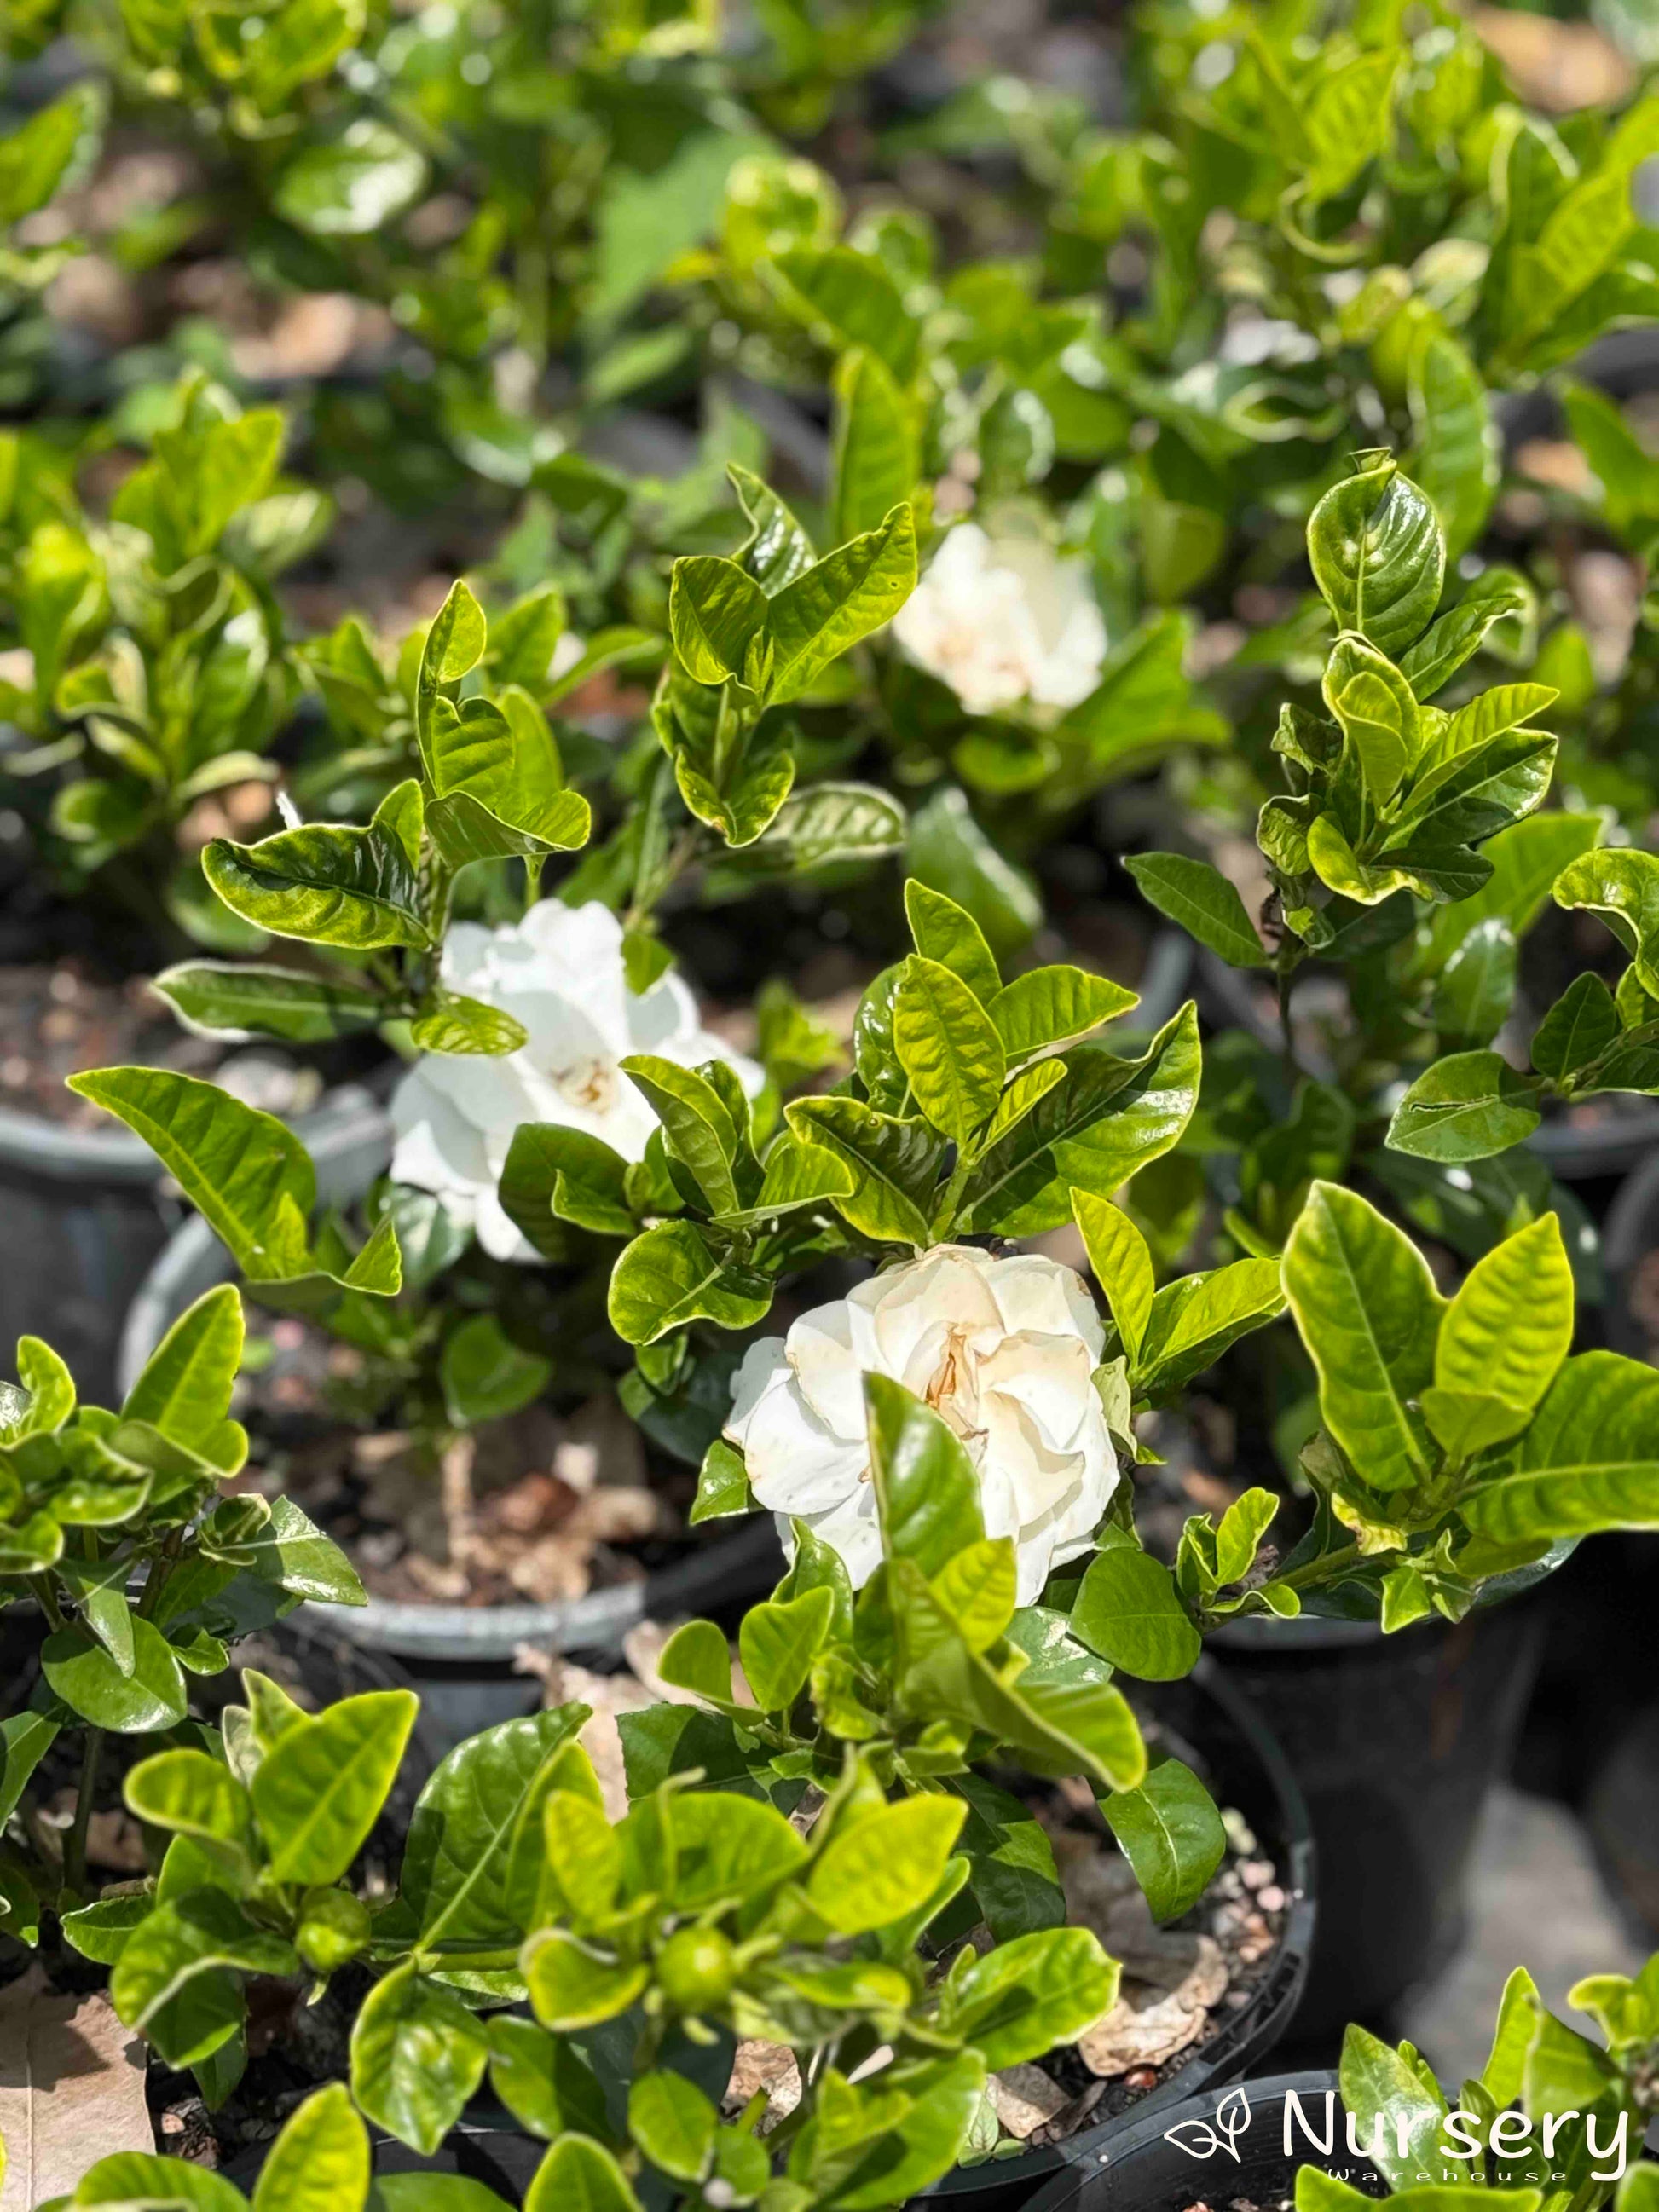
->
[985,1254,1104,1360]
[736,1368,868,1516]
[787,1294,881,1442]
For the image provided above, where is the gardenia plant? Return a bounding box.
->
[0,1291,363,1932]
[1317,1953,1659,2211]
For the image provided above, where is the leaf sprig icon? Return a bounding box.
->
[1165,2088,1252,2162]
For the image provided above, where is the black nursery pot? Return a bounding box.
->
[1209,1574,1552,2043]
[1023,2071,1380,2212]
[915,1655,1316,2212]
[0,1083,391,1407]
[225,2121,547,2200]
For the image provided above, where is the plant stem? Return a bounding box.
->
[63,1729,104,1899]
[1270,1541,1364,1595]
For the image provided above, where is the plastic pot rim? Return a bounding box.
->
[1022,2069,1355,2212]
[117,1138,787,1663]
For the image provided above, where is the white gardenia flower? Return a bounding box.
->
[890,522,1107,719]
[390,899,761,1262]
[726,1242,1118,1606]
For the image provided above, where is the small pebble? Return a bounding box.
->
[1257,1885,1285,1912]
[1125,2067,1159,2089]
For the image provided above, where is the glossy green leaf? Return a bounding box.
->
[1338,2025,1450,2192]
[766,504,917,704]
[1072,1191,1153,1362]
[14,1335,74,1432]
[425,698,590,868]
[251,1689,418,1884]
[734,779,907,875]
[1124,852,1269,968]
[904,879,1001,1003]
[1408,330,1498,564]
[729,462,816,596]
[1436,1215,1572,1432]
[204,798,429,952]
[124,1749,253,1862]
[720,1136,853,1226]
[274,119,426,237]
[252,2083,370,2212]
[668,1790,806,1911]
[689,1440,754,1525]
[1323,632,1420,808]
[1386,1052,1542,1164]
[350,1961,488,2157]
[66,1067,313,1278]
[65,2155,250,2211]
[808,1795,967,1934]
[1553,847,1659,996]
[0,86,98,225]
[764,245,920,383]
[832,346,919,545]
[893,955,1006,1141]
[668,556,768,686]
[440,1312,552,1429]
[153,962,383,1044]
[1308,458,1444,657]
[487,2018,609,2143]
[43,1619,187,1732]
[1134,1261,1288,1396]
[930,1537,1018,1655]
[0,1712,58,1828]
[607,1222,772,1345]
[1400,580,1535,703]
[122,1283,244,1461]
[1101,1757,1227,1922]
[739,1585,835,1712]
[955,1003,1201,1235]
[1071,1545,1200,1681]
[942,1924,1118,2069]
[1462,1353,1659,1541]
[621,1054,742,1216]
[630,2072,718,2186]
[1533,973,1620,1083]
[524,1929,649,2030]
[112,1889,296,2066]
[540,1790,621,1927]
[500,1123,631,1247]
[989,967,1137,1064]
[401,1704,589,1948]
[1282,1181,1443,1491]
[231,1495,367,1607]
[523,2135,643,2212]
[866,1372,985,1578]
[1431,918,1517,1049]
[950,1772,1065,1941]
[785,1097,944,1245]
[409,995,528,1056]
